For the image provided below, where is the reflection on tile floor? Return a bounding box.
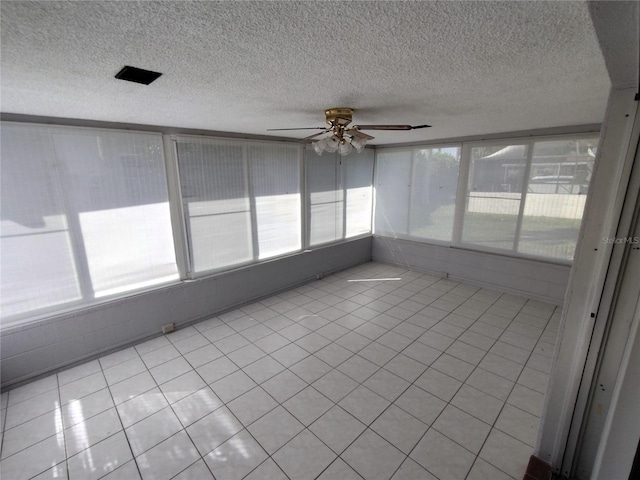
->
[0,262,560,479]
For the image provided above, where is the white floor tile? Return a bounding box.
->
[204,429,268,480]
[1,434,67,480]
[159,370,207,404]
[109,372,156,405]
[5,388,60,429]
[451,384,504,424]
[101,460,142,480]
[62,387,115,427]
[371,404,428,454]
[116,388,168,428]
[383,354,428,382]
[31,461,69,480]
[363,369,410,402]
[339,385,390,425]
[479,428,532,479]
[272,429,336,480]
[227,386,278,426]
[59,372,107,407]
[410,428,475,480]
[244,459,288,480]
[172,459,214,480]
[136,430,200,480]
[309,406,365,454]
[262,370,307,403]
[414,368,462,402]
[125,406,183,456]
[103,357,147,385]
[183,344,224,368]
[337,355,379,383]
[186,406,243,456]
[467,457,516,480]
[243,355,286,384]
[342,428,405,480]
[507,384,545,417]
[209,370,257,403]
[465,367,515,401]
[172,388,223,427]
[1,263,559,480]
[317,458,363,480]
[150,357,193,385]
[2,408,63,459]
[65,407,122,456]
[432,404,491,454]
[495,404,540,447]
[394,385,446,425]
[8,375,58,407]
[247,406,304,454]
[283,386,333,426]
[67,431,132,480]
[391,458,438,480]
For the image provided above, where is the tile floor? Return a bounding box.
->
[0,262,560,480]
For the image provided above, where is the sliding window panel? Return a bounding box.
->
[345,149,375,238]
[374,150,412,237]
[248,144,302,259]
[461,144,528,251]
[51,131,178,297]
[0,124,178,324]
[176,139,252,273]
[518,137,598,260]
[0,127,81,319]
[409,147,461,242]
[307,149,344,246]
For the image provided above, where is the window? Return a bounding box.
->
[306,147,374,247]
[375,146,461,242]
[175,137,301,275]
[518,138,598,260]
[0,124,178,323]
[374,134,598,262]
[461,137,597,260]
[462,143,528,250]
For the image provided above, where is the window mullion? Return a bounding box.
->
[245,147,260,261]
[452,143,472,246]
[163,136,191,279]
[513,142,535,252]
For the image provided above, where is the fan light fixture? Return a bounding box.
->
[267,108,431,156]
[311,108,369,156]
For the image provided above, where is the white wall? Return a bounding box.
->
[372,236,570,304]
[0,238,372,388]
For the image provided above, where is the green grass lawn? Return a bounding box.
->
[409,205,580,260]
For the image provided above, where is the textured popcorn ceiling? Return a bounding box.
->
[0,1,618,144]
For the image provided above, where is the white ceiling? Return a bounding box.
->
[0,1,620,145]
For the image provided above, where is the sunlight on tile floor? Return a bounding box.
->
[0,262,559,479]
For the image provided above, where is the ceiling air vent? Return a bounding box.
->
[114,66,162,85]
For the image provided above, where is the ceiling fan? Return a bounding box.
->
[267,108,430,155]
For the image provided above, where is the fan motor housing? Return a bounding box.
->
[325,108,353,126]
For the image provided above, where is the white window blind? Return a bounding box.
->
[175,137,301,274]
[0,124,178,323]
[306,147,374,247]
[374,146,461,242]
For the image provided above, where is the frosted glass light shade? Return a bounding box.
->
[338,140,353,155]
[325,135,340,152]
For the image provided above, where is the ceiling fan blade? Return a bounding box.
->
[299,130,330,142]
[266,127,326,131]
[355,124,431,131]
[348,129,375,140]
